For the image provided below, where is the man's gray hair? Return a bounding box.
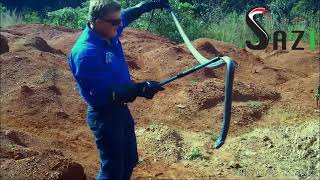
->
[89,0,121,22]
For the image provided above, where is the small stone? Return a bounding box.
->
[55,111,69,119]
[154,172,163,177]
[14,152,24,160]
[176,104,186,109]
[267,144,274,148]
[283,134,289,138]
[308,137,317,145]
[20,85,33,95]
[263,136,271,142]
[229,161,242,169]
[303,149,315,158]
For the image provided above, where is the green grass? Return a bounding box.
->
[185,147,203,160]
[247,101,263,110]
[0,8,25,27]
[315,86,320,99]
[211,133,219,142]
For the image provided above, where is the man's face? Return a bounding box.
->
[95,10,122,39]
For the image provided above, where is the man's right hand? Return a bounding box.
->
[136,81,165,99]
[108,81,165,104]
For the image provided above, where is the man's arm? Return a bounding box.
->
[121,0,170,28]
[71,48,165,108]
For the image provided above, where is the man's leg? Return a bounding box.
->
[86,105,127,180]
[123,105,139,179]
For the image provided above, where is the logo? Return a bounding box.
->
[105,52,114,64]
[245,7,316,51]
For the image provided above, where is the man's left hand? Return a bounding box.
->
[148,0,171,10]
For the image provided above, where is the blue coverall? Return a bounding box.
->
[68,13,138,179]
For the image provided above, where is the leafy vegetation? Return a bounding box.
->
[247,101,263,110]
[185,147,203,160]
[315,86,320,99]
[46,6,88,29]
[1,0,319,47]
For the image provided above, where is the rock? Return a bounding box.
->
[308,137,317,145]
[176,104,187,109]
[48,85,62,95]
[267,144,274,148]
[21,85,34,96]
[154,172,163,177]
[55,112,69,119]
[283,134,289,138]
[263,136,271,142]
[297,144,303,150]
[229,161,242,169]
[51,161,86,180]
[5,129,25,146]
[59,162,86,180]
[303,149,315,158]
[14,152,24,160]
[216,171,223,175]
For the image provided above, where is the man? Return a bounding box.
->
[68,0,170,179]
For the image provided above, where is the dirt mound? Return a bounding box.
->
[247,42,319,77]
[187,79,280,110]
[0,128,86,180]
[11,36,64,54]
[0,34,10,54]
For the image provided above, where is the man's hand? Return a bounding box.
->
[136,81,165,99]
[122,0,171,25]
[108,81,165,104]
[148,0,171,10]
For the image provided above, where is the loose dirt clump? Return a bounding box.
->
[194,40,223,56]
[0,34,10,54]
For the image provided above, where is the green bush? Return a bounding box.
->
[23,11,41,23]
[46,6,88,29]
[129,0,205,43]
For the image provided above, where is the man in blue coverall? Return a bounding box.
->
[68,0,170,179]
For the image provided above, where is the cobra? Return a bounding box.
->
[158,8,237,149]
